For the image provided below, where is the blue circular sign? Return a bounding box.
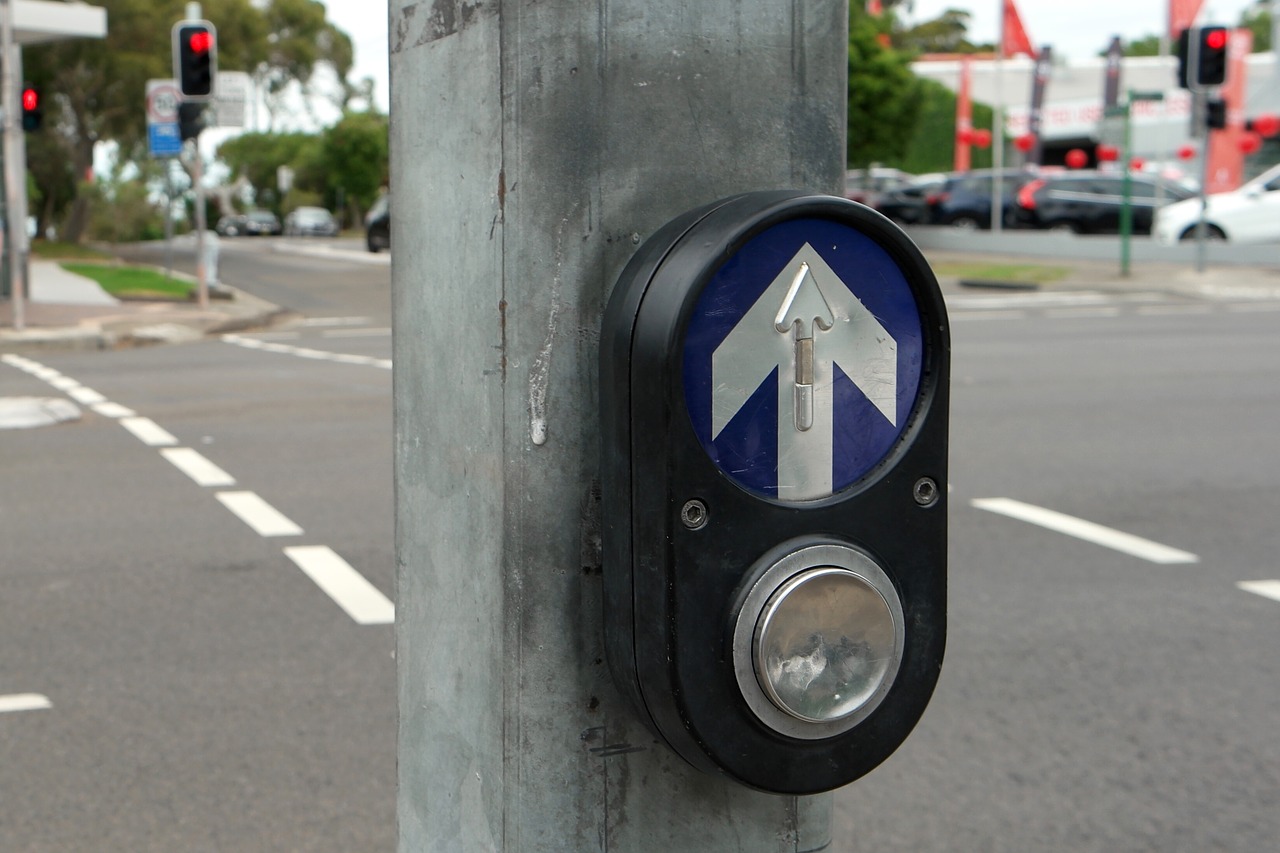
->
[682,218,924,502]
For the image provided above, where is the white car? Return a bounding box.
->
[1153,162,1280,244]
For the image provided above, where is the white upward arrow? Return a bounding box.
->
[711,243,897,501]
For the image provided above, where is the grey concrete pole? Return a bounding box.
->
[391,2,846,850]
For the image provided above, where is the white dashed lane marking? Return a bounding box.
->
[972,497,1200,565]
[120,416,179,447]
[1238,580,1280,603]
[0,694,52,714]
[160,447,237,487]
[284,546,395,625]
[215,491,304,537]
[3,355,390,626]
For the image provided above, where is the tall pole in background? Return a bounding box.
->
[391,0,847,849]
[2,0,27,330]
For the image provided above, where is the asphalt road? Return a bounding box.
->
[834,294,1280,851]
[3,242,1279,850]
[2,240,395,852]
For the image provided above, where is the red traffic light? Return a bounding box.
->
[1065,148,1087,169]
[189,30,212,53]
[22,87,37,111]
[1205,29,1228,51]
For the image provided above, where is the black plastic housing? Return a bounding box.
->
[600,191,949,794]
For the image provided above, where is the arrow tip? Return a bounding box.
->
[774,262,835,337]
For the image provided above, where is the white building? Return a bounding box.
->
[913,51,1280,172]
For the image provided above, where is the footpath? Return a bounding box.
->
[3,241,1279,354]
[0,258,284,352]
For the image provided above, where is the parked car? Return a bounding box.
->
[365,195,389,253]
[283,206,340,237]
[1153,162,1280,244]
[926,169,1039,229]
[1014,172,1196,234]
[873,176,945,225]
[844,167,915,207]
[214,214,247,236]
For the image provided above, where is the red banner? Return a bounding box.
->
[1002,0,1037,59]
[955,57,973,172]
[1169,0,1207,41]
[1206,29,1253,193]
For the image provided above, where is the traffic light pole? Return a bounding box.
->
[1,0,28,329]
[391,1,846,849]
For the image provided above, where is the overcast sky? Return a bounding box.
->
[324,1,390,112]
[320,1,1271,116]
[904,0,1263,60]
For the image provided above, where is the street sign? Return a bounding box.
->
[212,70,251,128]
[683,221,923,501]
[601,191,949,794]
[147,79,182,124]
[147,80,184,158]
[148,122,183,157]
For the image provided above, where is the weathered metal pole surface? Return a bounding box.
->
[391,2,846,850]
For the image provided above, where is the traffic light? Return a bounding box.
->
[1206,97,1227,130]
[1195,26,1229,86]
[601,192,949,794]
[178,102,205,141]
[172,20,217,100]
[21,86,41,132]
[1178,26,1229,89]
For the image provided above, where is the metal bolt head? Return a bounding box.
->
[913,477,939,507]
[680,499,708,530]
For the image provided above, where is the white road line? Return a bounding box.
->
[1045,307,1123,319]
[120,416,179,447]
[1237,580,1280,603]
[298,316,373,327]
[1226,302,1280,313]
[222,333,392,370]
[949,310,1027,322]
[49,376,80,391]
[216,491,304,537]
[971,497,1200,564]
[66,386,107,405]
[1136,304,1213,317]
[92,402,136,419]
[247,331,301,340]
[322,327,391,338]
[0,694,52,714]
[160,448,236,487]
[283,546,395,625]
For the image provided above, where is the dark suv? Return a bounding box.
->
[927,169,1039,229]
[365,195,389,253]
[1013,172,1196,234]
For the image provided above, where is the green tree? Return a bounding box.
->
[319,111,388,226]
[896,8,980,54]
[23,0,354,243]
[217,130,324,210]
[1241,5,1273,52]
[848,3,925,167]
[894,80,996,174]
[1119,35,1162,57]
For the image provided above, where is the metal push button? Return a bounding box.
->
[733,543,904,740]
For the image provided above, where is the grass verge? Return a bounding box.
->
[931,261,1070,285]
[60,263,194,301]
[32,241,114,261]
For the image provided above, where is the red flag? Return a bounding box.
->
[1206,29,1252,193]
[955,57,973,172]
[1002,0,1037,59]
[1169,0,1207,41]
